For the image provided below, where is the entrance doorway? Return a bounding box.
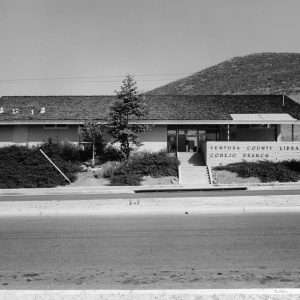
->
[167,128,207,153]
[178,129,199,152]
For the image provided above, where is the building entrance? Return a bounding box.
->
[167,127,208,153]
[178,129,199,152]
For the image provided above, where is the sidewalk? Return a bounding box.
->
[1,194,300,217]
[2,182,300,196]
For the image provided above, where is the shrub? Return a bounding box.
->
[214,160,300,183]
[283,160,300,173]
[41,142,82,162]
[101,145,125,162]
[107,151,179,185]
[127,151,179,177]
[41,141,92,163]
[111,170,141,186]
[0,144,81,188]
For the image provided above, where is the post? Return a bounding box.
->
[277,125,282,141]
[227,124,230,141]
[176,128,179,152]
[92,142,95,167]
[292,124,295,142]
[197,129,200,152]
[39,149,71,184]
[77,125,81,145]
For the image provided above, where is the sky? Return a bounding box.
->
[1,0,300,95]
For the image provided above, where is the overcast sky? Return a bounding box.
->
[1,0,300,95]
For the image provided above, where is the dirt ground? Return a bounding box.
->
[70,167,178,187]
[69,168,111,187]
[213,169,300,185]
[213,170,261,185]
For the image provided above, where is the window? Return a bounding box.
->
[43,124,69,130]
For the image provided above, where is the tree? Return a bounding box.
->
[80,121,104,166]
[108,75,147,159]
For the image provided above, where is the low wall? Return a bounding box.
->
[206,141,300,166]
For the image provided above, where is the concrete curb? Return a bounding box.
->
[216,182,300,190]
[0,289,299,300]
[0,186,135,196]
[0,184,248,197]
[2,181,300,196]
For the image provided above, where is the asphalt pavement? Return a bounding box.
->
[0,212,300,289]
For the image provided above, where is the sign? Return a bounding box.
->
[206,141,300,166]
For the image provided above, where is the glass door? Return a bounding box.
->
[185,129,198,152]
[167,129,177,152]
[178,129,186,152]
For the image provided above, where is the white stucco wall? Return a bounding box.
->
[207,141,300,166]
[137,125,167,152]
[0,126,13,147]
[0,125,79,147]
[28,125,79,144]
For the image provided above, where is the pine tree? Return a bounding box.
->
[108,75,147,159]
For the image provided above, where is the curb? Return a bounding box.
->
[0,186,135,196]
[2,182,300,197]
[135,186,247,193]
[0,289,299,300]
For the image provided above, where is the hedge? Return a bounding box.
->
[109,151,179,185]
[0,144,82,188]
[214,160,300,183]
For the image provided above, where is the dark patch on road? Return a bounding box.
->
[23,273,40,277]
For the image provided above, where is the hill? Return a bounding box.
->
[149,53,300,100]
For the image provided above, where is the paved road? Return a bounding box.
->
[0,212,300,289]
[1,188,300,202]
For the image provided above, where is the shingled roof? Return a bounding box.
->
[0,95,300,123]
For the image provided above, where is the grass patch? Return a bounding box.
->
[214,160,300,183]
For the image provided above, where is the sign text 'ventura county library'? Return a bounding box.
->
[206,142,300,166]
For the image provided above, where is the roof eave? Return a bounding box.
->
[129,119,300,125]
[1,119,300,125]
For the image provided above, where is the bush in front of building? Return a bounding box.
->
[100,145,125,163]
[214,160,300,183]
[283,160,300,173]
[41,142,81,162]
[0,144,82,188]
[109,151,179,185]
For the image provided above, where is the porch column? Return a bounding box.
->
[277,124,282,141]
[77,125,81,145]
[292,124,295,142]
[196,129,199,152]
[227,124,230,141]
[176,128,179,152]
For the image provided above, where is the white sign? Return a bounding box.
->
[206,141,300,166]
